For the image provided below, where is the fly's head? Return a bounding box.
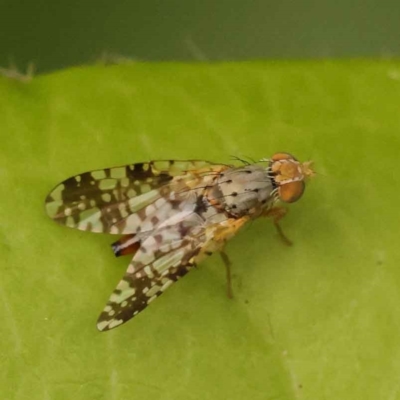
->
[268,153,315,203]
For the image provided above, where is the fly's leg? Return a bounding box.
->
[263,207,293,246]
[199,216,250,299]
[220,251,233,299]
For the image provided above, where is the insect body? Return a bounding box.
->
[45,153,314,331]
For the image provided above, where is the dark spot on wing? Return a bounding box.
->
[194,195,207,214]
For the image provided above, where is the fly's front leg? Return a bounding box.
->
[262,206,293,246]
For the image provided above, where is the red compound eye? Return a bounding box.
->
[278,180,305,203]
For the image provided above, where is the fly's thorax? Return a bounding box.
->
[207,165,275,217]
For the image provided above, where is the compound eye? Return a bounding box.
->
[271,152,297,162]
[278,181,305,203]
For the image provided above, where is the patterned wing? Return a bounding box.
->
[97,218,205,331]
[97,213,251,331]
[45,160,224,234]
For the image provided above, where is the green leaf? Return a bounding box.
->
[1,60,400,400]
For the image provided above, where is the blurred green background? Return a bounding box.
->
[1,0,400,73]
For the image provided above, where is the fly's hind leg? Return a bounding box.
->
[209,216,250,299]
[262,207,293,246]
[220,251,233,299]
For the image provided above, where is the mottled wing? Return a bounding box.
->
[97,222,205,331]
[45,160,221,234]
[97,212,252,331]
